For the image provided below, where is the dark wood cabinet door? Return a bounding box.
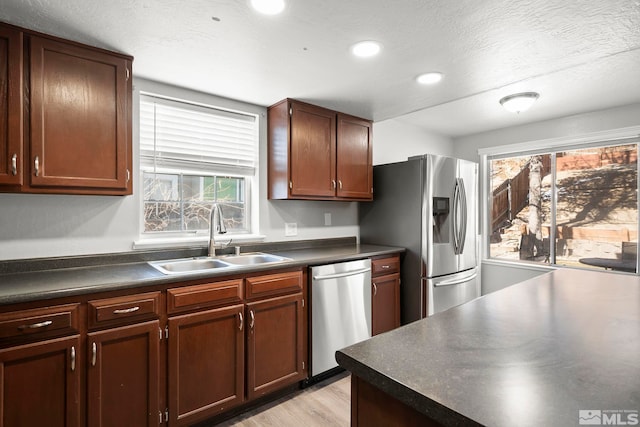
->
[28,36,131,193]
[0,25,22,186]
[246,293,305,400]
[87,321,160,427]
[0,335,81,427]
[290,101,336,197]
[336,113,372,200]
[168,304,244,426]
[372,273,401,336]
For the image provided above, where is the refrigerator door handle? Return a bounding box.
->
[458,178,467,254]
[452,180,461,254]
[434,272,478,287]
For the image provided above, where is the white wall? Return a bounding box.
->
[453,103,640,163]
[372,118,453,165]
[481,262,550,295]
[453,102,640,292]
[0,78,359,260]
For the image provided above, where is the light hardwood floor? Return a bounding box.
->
[214,373,351,426]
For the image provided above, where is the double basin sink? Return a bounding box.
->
[148,252,293,275]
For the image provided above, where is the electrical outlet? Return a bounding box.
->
[285,222,298,236]
[324,213,332,226]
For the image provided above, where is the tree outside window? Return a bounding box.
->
[490,143,638,273]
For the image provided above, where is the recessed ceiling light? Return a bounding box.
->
[250,0,285,15]
[351,41,382,58]
[499,92,540,113]
[416,72,443,85]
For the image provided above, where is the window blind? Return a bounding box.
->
[140,94,258,175]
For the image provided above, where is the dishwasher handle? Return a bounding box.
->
[312,267,371,281]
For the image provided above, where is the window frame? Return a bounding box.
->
[479,126,640,274]
[133,85,263,249]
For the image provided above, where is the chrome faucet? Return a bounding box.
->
[208,203,227,257]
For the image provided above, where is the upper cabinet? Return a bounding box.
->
[0,22,133,195]
[0,25,23,187]
[268,99,373,201]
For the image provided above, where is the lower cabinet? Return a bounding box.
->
[166,270,306,425]
[246,293,305,400]
[0,335,81,427]
[168,304,245,427]
[372,273,401,336]
[0,268,308,426]
[371,255,401,336]
[87,321,160,427]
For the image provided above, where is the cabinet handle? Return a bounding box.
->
[238,312,244,331]
[91,342,97,366]
[338,180,343,189]
[331,180,336,189]
[113,306,140,314]
[34,156,40,177]
[373,283,378,296]
[18,320,53,330]
[71,346,76,372]
[249,310,255,330]
[381,265,391,269]
[11,154,17,175]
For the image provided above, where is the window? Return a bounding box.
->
[140,94,258,236]
[487,138,639,273]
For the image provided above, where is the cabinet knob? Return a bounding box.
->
[17,320,52,330]
[11,154,17,176]
[70,346,76,372]
[112,306,140,314]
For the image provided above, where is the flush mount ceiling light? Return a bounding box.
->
[250,0,285,15]
[499,92,540,113]
[416,72,443,85]
[351,41,382,58]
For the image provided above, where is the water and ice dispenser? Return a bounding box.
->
[432,197,450,243]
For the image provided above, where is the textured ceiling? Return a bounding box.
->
[2,0,640,136]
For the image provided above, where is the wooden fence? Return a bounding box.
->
[492,156,551,232]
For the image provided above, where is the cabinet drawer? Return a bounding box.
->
[0,304,80,345]
[88,292,160,329]
[167,279,243,315]
[246,271,303,300]
[372,255,400,276]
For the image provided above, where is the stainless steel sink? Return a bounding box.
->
[219,252,292,265]
[148,257,232,275]
[148,252,292,275]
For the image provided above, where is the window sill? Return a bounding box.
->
[133,234,266,251]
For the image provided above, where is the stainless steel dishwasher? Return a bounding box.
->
[311,258,372,377]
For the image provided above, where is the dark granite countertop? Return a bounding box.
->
[336,268,640,427]
[0,238,403,306]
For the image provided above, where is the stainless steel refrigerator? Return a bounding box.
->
[359,154,479,323]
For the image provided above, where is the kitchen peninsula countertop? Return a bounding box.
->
[336,268,640,427]
[0,238,403,306]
